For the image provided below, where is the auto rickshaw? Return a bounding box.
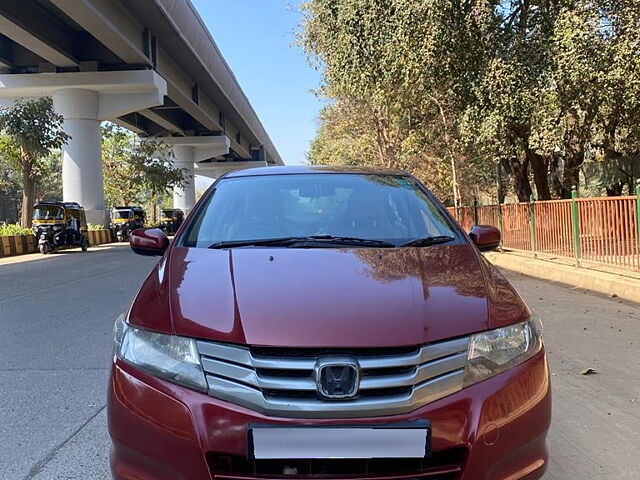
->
[111,206,145,242]
[32,201,89,254]
[158,208,184,234]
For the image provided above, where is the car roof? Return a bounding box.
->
[35,201,83,210]
[223,165,410,178]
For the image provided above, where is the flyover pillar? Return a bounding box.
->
[52,89,104,224]
[172,145,196,216]
[161,136,230,216]
[0,71,167,226]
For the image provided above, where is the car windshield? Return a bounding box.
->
[183,173,456,248]
[161,210,174,217]
[114,210,133,219]
[33,206,63,221]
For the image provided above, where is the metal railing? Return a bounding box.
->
[447,180,640,272]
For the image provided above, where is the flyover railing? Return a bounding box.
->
[447,182,640,273]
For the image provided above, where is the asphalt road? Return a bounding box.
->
[0,244,638,479]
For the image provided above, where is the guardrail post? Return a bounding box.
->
[571,185,581,266]
[529,193,537,258]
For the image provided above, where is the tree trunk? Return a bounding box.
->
[512,157,532,202]
[21,168,35,228]
[562,152,583,198]
[606,184,623,197]
[498,159,510,204]
[528,150,552,200]
[549,155,565,198]
[372,109,399,169]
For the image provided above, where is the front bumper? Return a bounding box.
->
[107,349,551,480]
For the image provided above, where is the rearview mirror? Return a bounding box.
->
[130,228,169,256]
[298,182,336,197]
[469,225,501,251]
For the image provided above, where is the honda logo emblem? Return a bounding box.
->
[314,357,360,399]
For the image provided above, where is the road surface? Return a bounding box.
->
[0,244,638,479]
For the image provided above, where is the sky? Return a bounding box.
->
[191,0,322,169]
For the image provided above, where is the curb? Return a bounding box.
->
[0,235,37,257]
[0,230,113,258]
[484,251,640,304]
[88,229,112,246]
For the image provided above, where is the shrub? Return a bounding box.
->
[0,223,33,236]
[87,224,107,231]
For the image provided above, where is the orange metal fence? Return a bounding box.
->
[447,192,640,272]
[576,197,639,271]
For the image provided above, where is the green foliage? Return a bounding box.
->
[0,138,22,222]
[0,223,32,236]
[301,0,640,203]
[300,0,499,204]
[101,123,185,208]
[1,137,64,221]
[87,223,107,231]
[0,98,69,225]
[0,98,69,160]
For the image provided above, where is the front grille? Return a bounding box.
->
[250,346,420,358]
[207,448,466,480]
[196,337,469,418]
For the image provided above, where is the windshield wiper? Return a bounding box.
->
[305,235,395,247]
[208,235,395,249]
[209,237,305,249]
[399,235,455,247]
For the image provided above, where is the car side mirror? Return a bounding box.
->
[130,228,169,256]
[469,225,501,251]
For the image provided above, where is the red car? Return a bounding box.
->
[108,167,551,480]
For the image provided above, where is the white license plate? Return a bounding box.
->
[250,425,429,459]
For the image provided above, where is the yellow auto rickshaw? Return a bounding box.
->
[111,206,146,242]
[159,208,184,234]
[32,201,89,254]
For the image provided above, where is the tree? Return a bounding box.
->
[0,139,22,222]
[301,0,640,203]
[101,124,185,220]
[300,0,497,204]
[309,101,382,168]
[548,0,640,196]
[459,0,561,200]
[0,98,69,226]
[466,0,640,199]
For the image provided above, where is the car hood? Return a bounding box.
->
[129,244,530,347]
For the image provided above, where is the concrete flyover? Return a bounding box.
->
[0,0,283,222]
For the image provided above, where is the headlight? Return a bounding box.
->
[113,315,207,392]
[463,316,543,388]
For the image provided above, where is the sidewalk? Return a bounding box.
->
[0,243,120,266]
[484,249,640,304]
